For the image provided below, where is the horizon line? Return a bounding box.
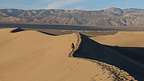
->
[0,7,144,11]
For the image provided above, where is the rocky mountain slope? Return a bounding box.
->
[1,7,144,27]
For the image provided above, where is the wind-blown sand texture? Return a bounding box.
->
[91,32,144,47]
[0,28,120,81]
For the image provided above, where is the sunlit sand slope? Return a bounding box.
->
[91,32,144,47]
[0,29,115,81]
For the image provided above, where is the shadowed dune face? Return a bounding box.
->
[91,31,144,64]
[0,29,116,81]
[73,34,144,81]
[91,32,144,47]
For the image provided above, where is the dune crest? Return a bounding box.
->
[0,28,119,81]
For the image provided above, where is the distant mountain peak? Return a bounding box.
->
[104,7,123,15]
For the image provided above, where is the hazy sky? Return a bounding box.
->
[0,0,143,10]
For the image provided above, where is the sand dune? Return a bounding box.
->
[0,28,118,81]
[74,34,144,81]
[91,32,144,47]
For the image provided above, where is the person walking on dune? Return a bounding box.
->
[72,43,75,50]
[69,43,75,57]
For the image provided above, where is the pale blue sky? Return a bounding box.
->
[0,0,143,10]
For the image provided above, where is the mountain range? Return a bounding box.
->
[1,7,144,27]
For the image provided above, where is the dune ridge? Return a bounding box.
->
[74,33,144,80]
[0,28,124,81]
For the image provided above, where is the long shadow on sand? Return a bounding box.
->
[73,34,144,81]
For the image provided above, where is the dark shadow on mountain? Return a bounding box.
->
[10,27,24,33]
[73,34,144,81]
